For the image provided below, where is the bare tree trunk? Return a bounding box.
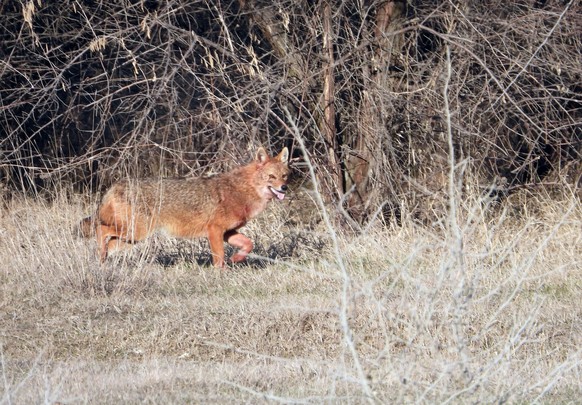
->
[321,1,342,201]
[344,1,406,221]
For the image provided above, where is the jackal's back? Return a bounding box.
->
[100,177,219,238]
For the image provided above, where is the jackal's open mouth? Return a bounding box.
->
[269,186,286,200]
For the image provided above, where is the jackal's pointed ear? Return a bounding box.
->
[276,147,289,164]
[255,147,269,163]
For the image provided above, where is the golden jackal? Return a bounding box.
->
[80,147,289,267]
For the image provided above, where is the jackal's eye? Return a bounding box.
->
[268,174,276,180]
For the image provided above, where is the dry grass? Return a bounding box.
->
[1,186,581,404]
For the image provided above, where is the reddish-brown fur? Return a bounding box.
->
[82,147,289,267]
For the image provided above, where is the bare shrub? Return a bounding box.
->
[1,0,579,222]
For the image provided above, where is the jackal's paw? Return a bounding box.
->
[230,252,248,263]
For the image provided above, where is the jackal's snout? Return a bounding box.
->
[269,184,288,200]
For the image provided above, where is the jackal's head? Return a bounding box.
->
[254,147,290,201]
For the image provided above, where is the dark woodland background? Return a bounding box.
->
[1,0,580,223]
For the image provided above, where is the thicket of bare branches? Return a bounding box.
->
[1,0,580,221]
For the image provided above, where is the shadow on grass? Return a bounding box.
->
[147,230,327,269]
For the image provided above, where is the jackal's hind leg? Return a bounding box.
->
[96,223,117,262]
[96,223,139,262]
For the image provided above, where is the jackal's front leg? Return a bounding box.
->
[224,230,253,264]
[207,225,226,268]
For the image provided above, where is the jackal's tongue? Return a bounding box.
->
[270,187,286,200]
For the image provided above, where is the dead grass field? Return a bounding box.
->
[1,186,581,404]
